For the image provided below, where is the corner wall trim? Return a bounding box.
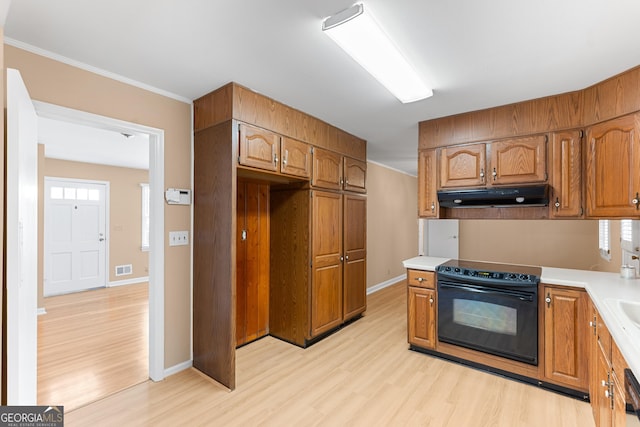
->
[367,274,407,295]
[164,360,193,378]
[108,276,150,287]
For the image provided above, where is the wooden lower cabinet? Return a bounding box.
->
[590,300,630,427]
[343,194,367,321]
[270,188,366,346]
[407,270,436,350]
[408,286,436,349]
[542,285,589,391]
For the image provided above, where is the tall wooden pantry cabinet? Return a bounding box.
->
[193,83,367,390]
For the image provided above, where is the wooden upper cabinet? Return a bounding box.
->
[238,123,280,171]
[312,147,343,190]
[280,137,311,178]
[550,130,583,218]
[439,143,486,188]
[418,149,439,217]
[490,135,547,185]
[344,157,366,193]
[586,112,640,218]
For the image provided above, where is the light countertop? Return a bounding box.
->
[402,256,640,379]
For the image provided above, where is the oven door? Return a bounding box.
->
[437,279,538,365]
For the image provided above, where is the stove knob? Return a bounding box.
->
[519,274,529,281]
[469,271,478,277]
[454,268,461,273]
[506,273,517,280]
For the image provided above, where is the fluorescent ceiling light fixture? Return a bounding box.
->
[322,3,433,103]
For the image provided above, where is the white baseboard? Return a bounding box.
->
[164,360,193,378]
[108,276,149,287]
[37,307,47,316]
[367,274,407,295]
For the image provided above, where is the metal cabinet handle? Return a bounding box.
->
[431,202,436,213]
[554,197,560,210]
[340,256,344,262]
[545,293,551,307]
[480,168,485,183]
[274,153,279,166]
[492,167,497,181]
[429,297,434,305]
[633,192,639,209]
[345,255,349,261]
[283,149,288,167]
[417,277,424,282]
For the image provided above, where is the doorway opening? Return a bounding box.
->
[34,101,165,408]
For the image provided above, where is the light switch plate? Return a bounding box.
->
[169,231,189,246]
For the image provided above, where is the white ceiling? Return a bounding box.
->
[38,117,149,170]
[6,0,640,175]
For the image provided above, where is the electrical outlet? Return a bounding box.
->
[169,231,189,246]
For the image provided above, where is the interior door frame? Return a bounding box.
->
[43,177,110,296]
[34,101,166,382]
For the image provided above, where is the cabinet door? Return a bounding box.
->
[236,181,270,347]
[281,137,311,178]
[343,194,366,321]
[408,286,436,349]
[312,147,343,190]
[344,157,366,193]
[586,112,640,217]
[439,143,486,188]
[491,135,547,185]
[596,345,614,427]
[238,123,280,171]
[550,130,583,218]
[311,190,343,336]
[588,299,601,423]
[543,286,589,391]
[418,149,439,217]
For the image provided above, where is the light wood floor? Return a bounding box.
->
[66,282,594,426]
[38,283,149,411]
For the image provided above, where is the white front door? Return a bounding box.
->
[44,178,107,296]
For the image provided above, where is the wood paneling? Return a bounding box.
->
[420,91,583,149]
[583,65,640,125]
[195,82,366,159]
[193,121,236,390]
[236,180,270,347]
[269,189,310,346]
[343,194,366,321]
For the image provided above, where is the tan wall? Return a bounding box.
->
[40,158,149,298]
[366,162,418,288]
[459,220,605,270]
[6,44,192,369]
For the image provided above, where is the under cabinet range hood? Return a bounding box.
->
[437,185,549,208]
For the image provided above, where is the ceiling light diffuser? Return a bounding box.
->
[322,3,433,103]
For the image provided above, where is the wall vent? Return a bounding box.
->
[115,264,133,276]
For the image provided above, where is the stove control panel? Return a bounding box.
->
[436,265,539,285]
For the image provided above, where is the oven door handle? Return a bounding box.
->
[439,283,535,302]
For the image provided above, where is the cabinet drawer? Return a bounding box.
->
[407,270,435,288]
